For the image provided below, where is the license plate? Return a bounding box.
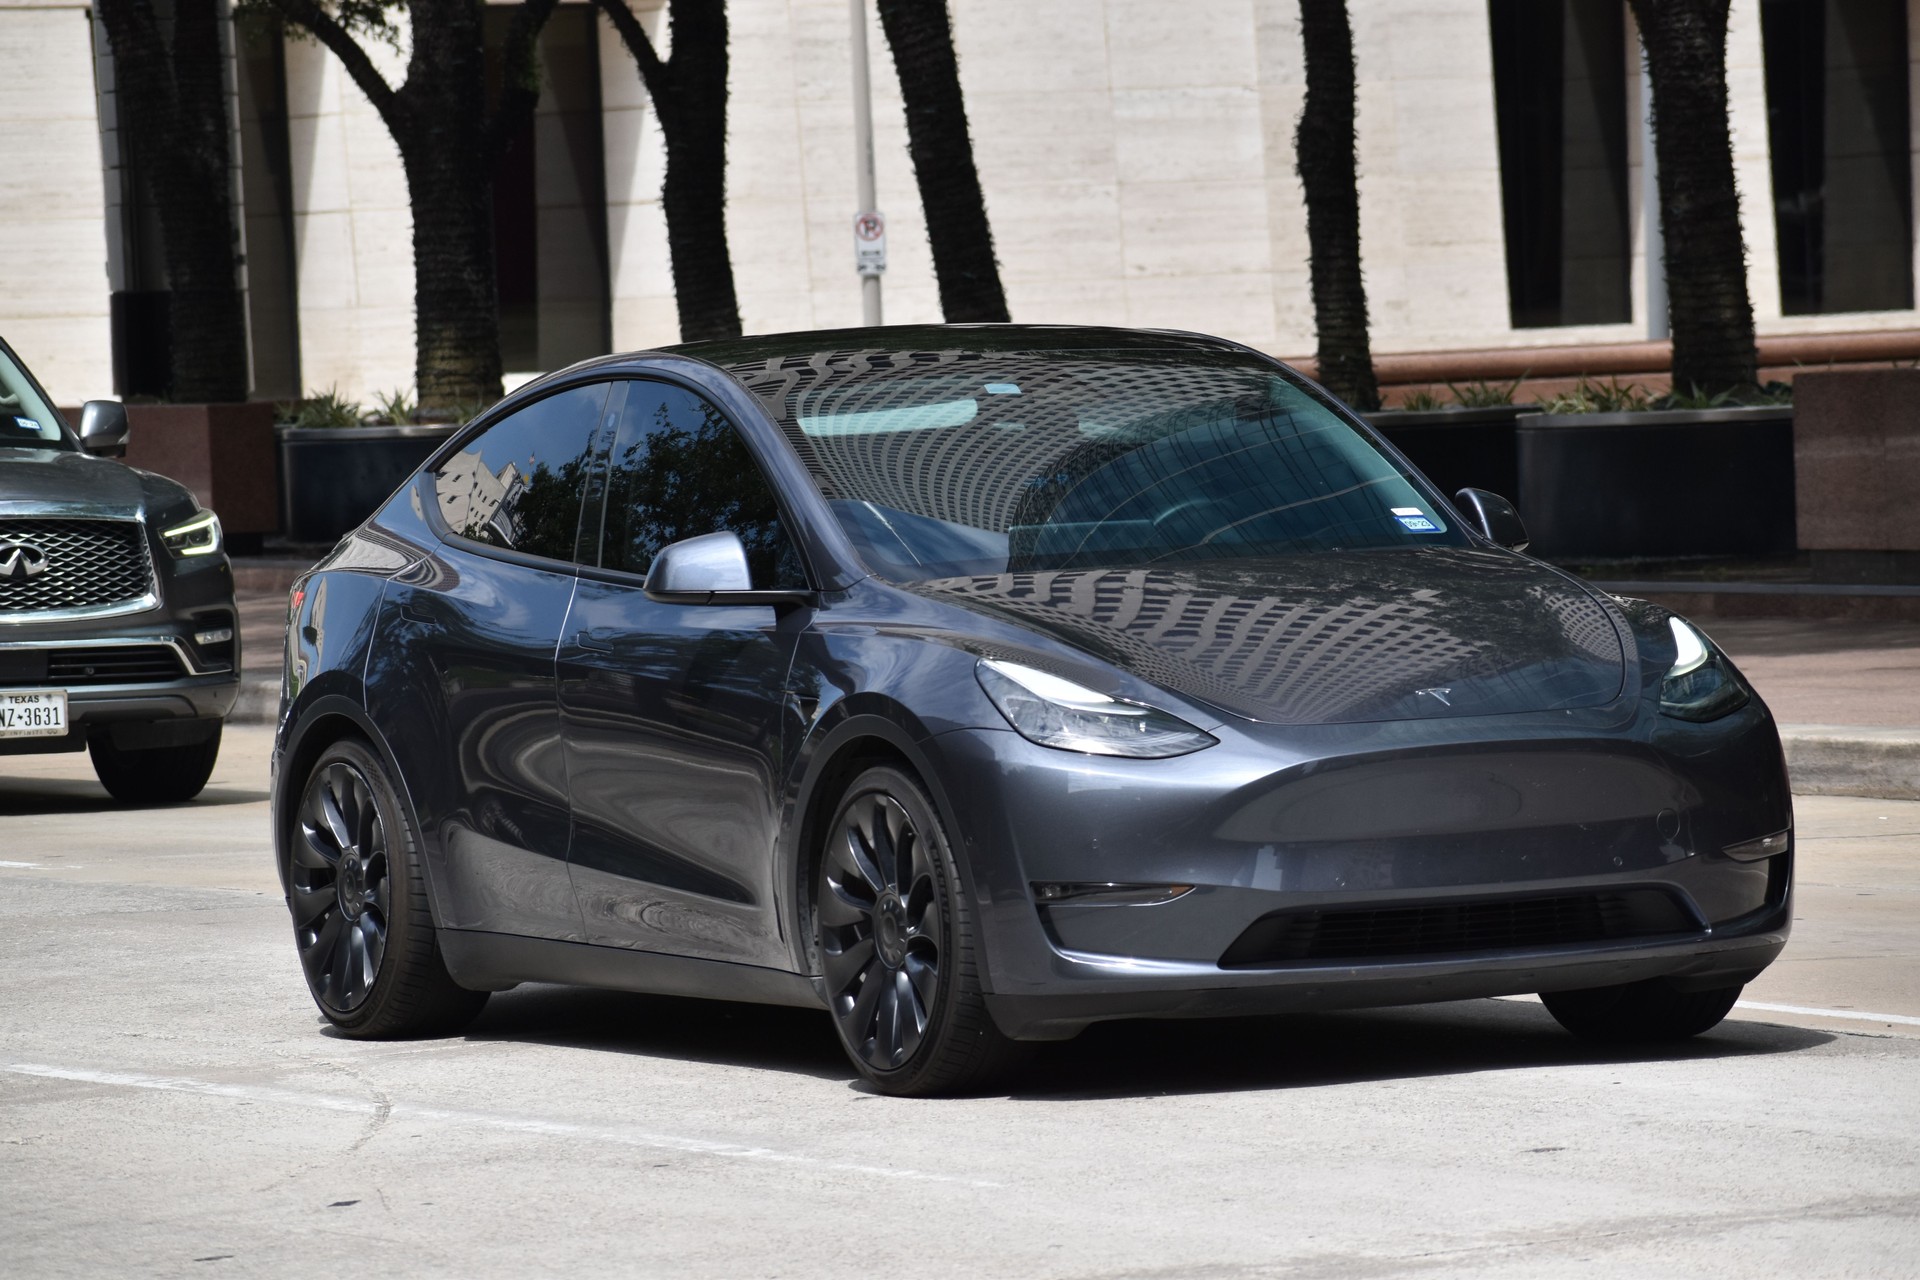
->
[0,689,68,739]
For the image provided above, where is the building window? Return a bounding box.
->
[487,5,611,376]
[1488,0,1633,328]
[1762,0,1913,315]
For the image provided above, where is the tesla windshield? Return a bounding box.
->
[0,346,73,451]
[725,346,1466,582]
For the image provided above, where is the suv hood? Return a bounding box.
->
[0,449,188,521]
[916,547,1631,726]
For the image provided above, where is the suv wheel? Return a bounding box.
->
[89,723,221,804]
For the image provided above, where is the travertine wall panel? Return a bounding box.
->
[284,34,414,403]
[0,6,112,402]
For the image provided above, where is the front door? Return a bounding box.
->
[370,380,613,941]
[558,378,811,967]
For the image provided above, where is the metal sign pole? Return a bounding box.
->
[850,0,885,326]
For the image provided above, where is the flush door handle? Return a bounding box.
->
[574,628,615,654]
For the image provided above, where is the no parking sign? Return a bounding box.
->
[854,210,886,277]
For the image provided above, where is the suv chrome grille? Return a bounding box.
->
[0,518,155,619]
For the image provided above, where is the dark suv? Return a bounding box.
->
[0,337,238,802]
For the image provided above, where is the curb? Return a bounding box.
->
[1779,725,1920,802]
[229,674,280,726]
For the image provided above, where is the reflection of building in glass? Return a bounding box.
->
[933,568,1620,725]
[725,346,1386,555]
[436,449,526,545]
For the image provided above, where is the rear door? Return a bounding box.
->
[369,381,615,941]
[558,378,811,967]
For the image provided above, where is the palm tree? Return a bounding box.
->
[875,0,1008,324]
[95,0,249,403]
[1295,0,1377,410]
[260,0,559,413]
[1628,0,1758,396]
[590,0,741,342]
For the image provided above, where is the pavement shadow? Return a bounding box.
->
[0,780,265,815]
[452,983,1835,1099]
[460,984,850,1081]
[1005,998,1837,1101]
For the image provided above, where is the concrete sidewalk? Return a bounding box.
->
[226,565,1920,800]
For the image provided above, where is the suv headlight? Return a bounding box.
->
[1659,617,1749,723]
[161,510,222,558]
[975,658,1217,758]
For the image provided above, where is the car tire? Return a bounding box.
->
[815,765,1027,1096]
[288,738,487,1038]
[88,724,221,804]
[1540,977,1744,1043]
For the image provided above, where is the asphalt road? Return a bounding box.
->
[2,728,1916,1278]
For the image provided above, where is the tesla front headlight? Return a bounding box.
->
[161,510,222,558]
[1659,617,1749,723]
[975,659,1217,758]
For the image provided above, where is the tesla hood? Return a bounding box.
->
[917,547,1631,726]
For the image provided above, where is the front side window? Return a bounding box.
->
[724,347,1464,584]
[598,381,805,588]
[432,382,609,562]
[0,348,74,451]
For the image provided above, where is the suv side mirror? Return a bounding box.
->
[79,400,130,457]
[643,531,816,608]
[1455,488,1530,551]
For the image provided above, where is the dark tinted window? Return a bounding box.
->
[599,381,804,588]
[433,382,610,562]
[721,346,1464,583]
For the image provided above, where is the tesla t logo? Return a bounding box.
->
[1416,686,1453,706]
[0,543,49,581]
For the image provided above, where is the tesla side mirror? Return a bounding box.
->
[1455,488,1530,551]
[643,531,816,608]
[79,400,130,457]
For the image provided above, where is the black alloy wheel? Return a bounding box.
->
[292,757,392,1012]
[816,766,1025,1095]
[287,739,487,1037]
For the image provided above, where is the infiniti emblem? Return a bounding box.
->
[1416,686,1454,706]
[0,543,49,582]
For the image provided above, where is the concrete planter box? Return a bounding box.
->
[1793,368,1920,583]
[1365,405,1526,504]
[1518,405,1796,561]
[277,423,457,543]
[123,402,280,551]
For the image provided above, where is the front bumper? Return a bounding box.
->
[923,703,1793,1040]
[0,616,240,754]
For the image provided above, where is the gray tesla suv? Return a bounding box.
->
[0,337,239,802]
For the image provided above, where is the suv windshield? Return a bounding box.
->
[0,346,75,452]
[724,345,1465,582]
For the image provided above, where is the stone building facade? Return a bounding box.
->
[2,0,1918,405]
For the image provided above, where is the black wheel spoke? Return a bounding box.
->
[822,931,875,994]
[823,786,947,1075]
[290,758,391,1016]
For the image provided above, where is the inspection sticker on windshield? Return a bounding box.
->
[1391,507,1439,532]
[11,417,39,433]
[0,690,67,739]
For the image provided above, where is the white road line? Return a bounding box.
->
[4,1063,999,1188]
[0,861,41,868]
[1734,1001,1920,1028]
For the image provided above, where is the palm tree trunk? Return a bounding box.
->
[1628,0,1757,397]
[399,0,503,410]
[593,0,742,342]
[876,0,1008,324]
[1295,0,1377,411]
[97,0,249,403]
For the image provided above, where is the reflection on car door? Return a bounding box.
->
[558,378,809,968]
[369,381,614,942]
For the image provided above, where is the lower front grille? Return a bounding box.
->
[1218,889,1699,968]
[45,645,185,685]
